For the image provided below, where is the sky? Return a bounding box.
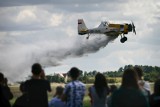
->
[0,0,160,82]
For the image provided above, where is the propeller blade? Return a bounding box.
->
[134,29,136,35]
[131,21,136,35]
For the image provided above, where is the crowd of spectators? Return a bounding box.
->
[0,63,160,107]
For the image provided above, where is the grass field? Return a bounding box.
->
[9,83,154,107]
[9,83,92,107]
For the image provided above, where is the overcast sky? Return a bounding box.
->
[0,0,160,82]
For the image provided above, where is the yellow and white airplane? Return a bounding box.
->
[78,19,136,43]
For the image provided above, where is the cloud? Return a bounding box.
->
[0,0,47,7]
[0,0,160,82]
[0,6,65,31]
[16,9,36,23]
[0,0,124,7]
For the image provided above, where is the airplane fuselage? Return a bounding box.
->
[78,19,136,43]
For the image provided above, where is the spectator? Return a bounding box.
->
[107,85,117,107]
[110,68,149,107]
[134,66,151,98]
[62,67,85,107]
[109,85,117,93]
[12,82,28,107]
[0,72,13,107]
[88,73,110,107]
[150,79,160,107]
[24,63,51,107]
[49,86,66,107]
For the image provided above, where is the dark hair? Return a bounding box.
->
[121,68,139,89]
[31,63,42,75]
[55,86,64,96]
[0,72,4,82]
[134,66,143,79]
[68,67,80,79]
[94,73,109,98]
[154,79,160,95]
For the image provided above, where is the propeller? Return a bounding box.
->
[131,21,136,35]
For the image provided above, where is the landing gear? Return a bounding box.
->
[120,36,127,43]
[86,34,90,39]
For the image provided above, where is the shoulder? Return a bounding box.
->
[76,81,85,86]
[24,79,32,86]
[49,97,58,106]
[112,87,121,95]
[110,88,122,103]
[50,97,58,102]
[64,82,72,91]
[89,85,94,90]
[24,79,31,84]
[25,79,48,83]
[112,87,137,96]
[25,79,50,88]
[65,82,72,87]
[41,79,50,84]
[89,86,95,93]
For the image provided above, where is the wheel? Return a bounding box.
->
[120,38,125,43]
[86,37,89,39]
[123,37,127,41]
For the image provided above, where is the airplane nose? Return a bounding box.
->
[128,24,132,32]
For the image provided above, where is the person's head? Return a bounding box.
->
[121,68,139,89]
[55,86,64,97]
[154,79,160,95]
[110,85,117,94]
[31,63,42,76]
[94,73,109,97]
[68,67,80,80]
[0,72,4,83]
[134,66,143,80]
[94,73,108,87]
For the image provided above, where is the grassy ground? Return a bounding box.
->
[9,83,92,107]
[9,83,154,107]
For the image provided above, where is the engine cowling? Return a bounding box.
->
[128,24,132,32]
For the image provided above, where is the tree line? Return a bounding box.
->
[46,65,160,83]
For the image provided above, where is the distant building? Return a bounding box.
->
[46,72,68,83]
[57,73,68,83]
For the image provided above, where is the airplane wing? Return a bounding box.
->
[105,34,119,42]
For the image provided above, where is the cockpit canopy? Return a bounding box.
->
[98,21,109,28]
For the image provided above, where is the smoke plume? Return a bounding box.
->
[0,34,117,82]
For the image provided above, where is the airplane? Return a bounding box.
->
[78,19,136,43]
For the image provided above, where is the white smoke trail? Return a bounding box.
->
[0,34,117,82]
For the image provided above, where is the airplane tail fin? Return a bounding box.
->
[78,19,88,35]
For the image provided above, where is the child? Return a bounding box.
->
[12,82,28,107]
[107,85,117,107]
[49,86,66,107]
